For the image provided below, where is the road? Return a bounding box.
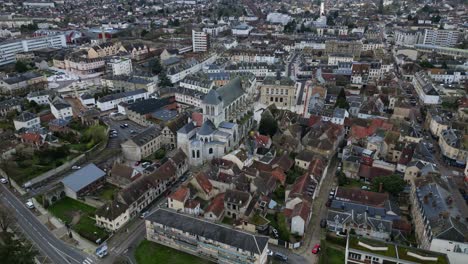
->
[296,156,338,263]
[0,184,96,264]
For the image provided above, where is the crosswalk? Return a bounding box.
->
[82,257,94,264]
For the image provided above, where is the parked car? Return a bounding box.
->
[130,130,136,134]
[120,124,125,128]
[272,228,279,238]
[320,219,327,228]
[25,200,35,209]
[0,177,8,184]
[267,249,273,256]
[312,244,321,254]
[361,185,370,190]
[273,252,288,261]
[123,123,129,128]
[140,211,149,219]
[325,199,332,207]
[142,162,151,168]
[72,166,81,170]
[336,231,347,237]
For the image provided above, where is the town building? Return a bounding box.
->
[145,208,269,264]
[192,30,209,52]
[13,112,40,131]
[49,96,73,120]
[61,164,106,199]
[259,76,297,111]
[0,34,66,65]
[423,29,460,48]
[121,126,163,161]
[107,57,133,76]
[97,89,148,111]
[345,235,450,264]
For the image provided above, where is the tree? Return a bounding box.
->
[337,171,347,186]
[15,61,28,73]
[158,70,172,88]
[335,88,349,109]
[151,59,163,75]
[258,112,278,137]
[378,0,384,14]
[419,60,434,68]
[371,175,406,196]
[0,233,37,264]
[0,204,14,232]
[140,29,149,37]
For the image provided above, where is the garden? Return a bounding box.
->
[7,145,79,184]
[47,197,108,243]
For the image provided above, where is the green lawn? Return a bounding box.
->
[98,184,119,201]
[48,197,108,243]
[135,240,211,264]
[319,241,345,264]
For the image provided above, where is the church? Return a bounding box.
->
[177,77,250,166]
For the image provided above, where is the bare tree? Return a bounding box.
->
[0,203,15,232]
[0,158,13,188]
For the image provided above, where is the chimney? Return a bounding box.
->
[379,182,383,193]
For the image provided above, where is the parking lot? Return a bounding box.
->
[103,117,146,148]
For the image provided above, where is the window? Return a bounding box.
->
[349,253,361,260]
[209,148,213,154]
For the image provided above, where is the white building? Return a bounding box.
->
[412,71,440,105]
[423,29,460,47]
[49,96,73,120]
[97,89,148,111]
[27,90,53,105]
[192,30,209,53]
[266,13,292,25]
[107,57,133,76]
[0,34,67,65]
[232,23,253,36]
[328,55,354,66]
[13,112,40,131]
[23,1,55,8]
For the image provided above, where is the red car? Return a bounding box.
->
[312,244,321,254]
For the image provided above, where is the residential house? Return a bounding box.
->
[13,112,40,131]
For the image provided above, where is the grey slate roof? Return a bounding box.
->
[216,77,245,106]
[177,122,196,134]
[98,89,147,103]
[147,208,269,254]
[15,111,37,122]
[61,163,106,192]
[202,89,222,105]
[202,77,245,106]
[198,119,216,136]
[130,126,161,147]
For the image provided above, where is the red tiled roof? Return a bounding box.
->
[184,199,200,209]
[169,186,189,202]
[283,208,293,219]
[335,187,389,208]
[39,113,55,123]
[292,201,311,221]
[358,164,393,181]
[398,146,414,165]
[192,112,203,127]
[255,134,271,147]
[195,172,213,194]
[271,168,286,185]
[205,193,225,217]
[290,174,314,201]
[309,159,325,179]
[21,133,41,143]
[308,115,321,127]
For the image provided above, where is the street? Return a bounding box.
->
[0,184,95,264]
[294,156,338,263]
